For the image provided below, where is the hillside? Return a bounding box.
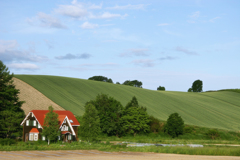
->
[13,77,65,114]
[14,75,240,131]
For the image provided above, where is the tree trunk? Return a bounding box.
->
[48,139,50,145]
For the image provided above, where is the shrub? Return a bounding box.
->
[206,129,220,139]
[164,113,184,138]
[0,138,16,145]
[149,116,164,133]
[184,126,195,134]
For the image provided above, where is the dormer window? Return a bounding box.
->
[70,120,73,123]
[26,120,29,126]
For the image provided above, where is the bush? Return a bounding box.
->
[184,126,195,134]
[0,138,16,145]
[206,129,220,139]
[149,116,164,133]
[164,113,184,138]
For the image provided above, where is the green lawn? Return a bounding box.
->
[15,75,240,131]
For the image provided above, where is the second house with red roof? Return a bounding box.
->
[20,110,80,142]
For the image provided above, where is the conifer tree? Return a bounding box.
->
[0,60,25,138]
[80,103,101,142]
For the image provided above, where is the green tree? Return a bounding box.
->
[164,113,184,138]
[88,76,113,83]
[0,60,25,138]
[0,110,24,138]
[42,106,59,145]
[191,80,203,92]
[188,88,193,92]
[79,103,100,142]
[123,80,142,88]
[120,96,150,136]
[87,94,123,136]
[157,86,165,91]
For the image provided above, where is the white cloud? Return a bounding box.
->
[190,11,200,19]
[158,23,170,26]
[89,3,102,9]
[106,4,147,10]
[94,12,128,19]
[55,3,88,19]
[80,22,98,29]
[120,48,150,57]
[8,63,39,70]
[131,59,155,67]
[27,12,67,29]
[0,40,18,53]
[209,17,221,22]
[0,39,48,62]
[175,46,198,55]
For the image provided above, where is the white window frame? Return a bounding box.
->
[34,134,38,141]
[33,120,36,126]
[38,123,41,129]
[42,136,45,141]
[29,133,33,141]
[66,126,68,131]
[26,120,29,126]
[68,134,71,140]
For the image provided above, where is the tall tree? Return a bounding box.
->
[0,60,25,138]
[42,106,59,145]
[87,94,123,136]
[157,86,165,91]
[191,80,203,92]
[88,76,113,83]
[120,96,150,136]
[79,103,101,142]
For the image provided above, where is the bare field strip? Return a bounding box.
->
[0,150,239,160]
[13,77,65,115]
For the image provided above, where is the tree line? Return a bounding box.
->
[88,75,203,92]
[78,93,185,141]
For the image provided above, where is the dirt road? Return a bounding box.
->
[0,150,239,160]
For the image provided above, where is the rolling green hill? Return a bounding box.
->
[14,75,240,131]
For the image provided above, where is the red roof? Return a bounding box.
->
[61,131,71,134]
[30,110,80,127]
[29,128,39,133]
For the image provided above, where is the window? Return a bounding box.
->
[29,133,33,141]
[42,136,45,141]
[33,120,36,126]
[34,134,38,141]
[68,134,71,140]
[26,120,29,126]
[70,120,73,123]
[38,123,41,129]
[66,126,68,131]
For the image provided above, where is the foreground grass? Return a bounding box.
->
[0,141,240,156]
[14,75,240,131]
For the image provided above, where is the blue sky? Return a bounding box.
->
[0,0,239,91]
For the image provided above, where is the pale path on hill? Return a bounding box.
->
[13,77,65,114]
[0,150,239,160]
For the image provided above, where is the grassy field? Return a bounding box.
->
[14,75,240,131]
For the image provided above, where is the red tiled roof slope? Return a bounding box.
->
[29,128,39,133]
[31,110,80,126]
